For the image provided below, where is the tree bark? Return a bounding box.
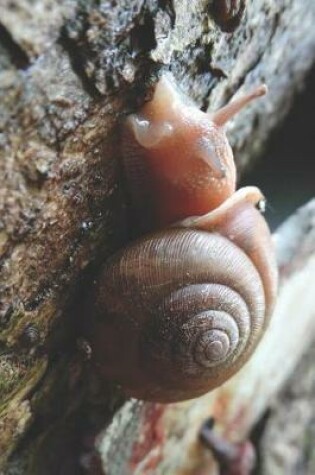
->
[261,343,315,475]
[0,0,315,473]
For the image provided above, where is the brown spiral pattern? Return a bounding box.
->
[91,227,267,402]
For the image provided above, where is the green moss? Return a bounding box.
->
[0,303,26,345]
[0,353,47,411]
[0,354,29,399]
[0,356,47,468]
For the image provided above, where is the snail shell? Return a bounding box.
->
[88,188,277,402]
[86,74,277,402]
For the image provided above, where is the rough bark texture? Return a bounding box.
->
[0,0,315,473]
[261,343,315,475]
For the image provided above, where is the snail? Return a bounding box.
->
[86,75,278,402]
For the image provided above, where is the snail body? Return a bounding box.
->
[87,75,278,402]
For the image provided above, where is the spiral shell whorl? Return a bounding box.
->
[164,285,250,372]
[144,280,254,392]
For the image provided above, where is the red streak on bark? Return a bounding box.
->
[211,388,251,439]
[212,389,232,422]
[129,403,166,474]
